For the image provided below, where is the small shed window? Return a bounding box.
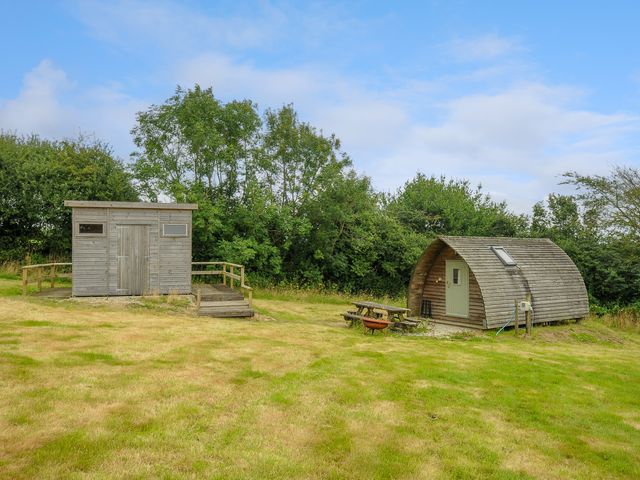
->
[491,246,517,266]
[78,223,104,235]
[162,224,188,237]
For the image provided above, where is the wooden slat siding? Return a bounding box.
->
[407,239,445,315]
[158,210,192,294]
[72,208,108,296]
[68,202,195,296]
[408,236,589,330]
[422,246,485,328]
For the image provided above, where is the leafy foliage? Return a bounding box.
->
[0,133,138,261]
[130,86,527,296]
[1,85,637,306]
[563,167,640,239]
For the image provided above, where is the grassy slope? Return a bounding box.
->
[0,281,639,479]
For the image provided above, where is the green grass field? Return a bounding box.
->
[1,278,639,479]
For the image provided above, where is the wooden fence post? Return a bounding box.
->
[22,268,28,296]
[37,267,43,292]
[514,299,519,335]
[222,264,226,287]
[525,293,532,335]
[50,264,56,289]
[196,288,201,309]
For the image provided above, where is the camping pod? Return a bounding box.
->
[408,236,589,329]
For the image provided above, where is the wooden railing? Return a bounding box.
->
[21,263,72,296]
[191,262,253,306]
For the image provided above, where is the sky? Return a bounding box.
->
[1,0,639,213]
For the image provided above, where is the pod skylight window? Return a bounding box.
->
[491,246,517,266]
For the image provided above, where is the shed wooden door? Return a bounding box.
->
[445,260,469,318]
[117,225,149,295]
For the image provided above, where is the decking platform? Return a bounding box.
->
[194,284,255,318]
[24,282,254,318]
[32,287,72,299]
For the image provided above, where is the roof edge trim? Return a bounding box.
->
[64,201,198,210]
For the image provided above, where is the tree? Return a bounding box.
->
[0,133,138,261]
[384,173,525,237]
[131,85,261,202]
[563,167,640,239]
[261,105,350,212]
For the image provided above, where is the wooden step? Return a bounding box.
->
[198,300,254,318]
[201,294,244,302]
[194,284,254,318]
[198,310,254,316]
[200,291,244,301]
[200,300,249,307]
[198,309,255,318]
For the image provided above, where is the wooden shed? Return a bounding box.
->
[64,201,198,297]
[408,236,589,329]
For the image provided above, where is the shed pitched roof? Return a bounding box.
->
[64,201,198,210]
[408,236,589,328]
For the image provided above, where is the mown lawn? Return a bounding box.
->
[1,282,639,479]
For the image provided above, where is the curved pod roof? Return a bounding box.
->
[408,236,589,329]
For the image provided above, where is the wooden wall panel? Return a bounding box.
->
[71,208,108,296]
[422,246,485,328]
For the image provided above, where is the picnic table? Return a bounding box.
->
[343,301,424,332]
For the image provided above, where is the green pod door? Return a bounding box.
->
[445,259,469,318]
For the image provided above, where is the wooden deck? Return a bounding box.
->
[32,287,72,299]
[27,284,254,318]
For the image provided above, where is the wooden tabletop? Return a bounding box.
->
[352,301,411,313]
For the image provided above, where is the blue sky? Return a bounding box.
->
[1,1,639,212]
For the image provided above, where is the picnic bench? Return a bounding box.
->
[343,301,425,333]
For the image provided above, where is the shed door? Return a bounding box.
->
[446,260,469,318]
[117,225,149,295]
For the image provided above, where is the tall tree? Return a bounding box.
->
[131,85,261,202]
[563,167,640,239]
[261,105,350,212]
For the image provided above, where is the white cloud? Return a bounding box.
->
[0,60,73,138]
[6,2,640,215]
[176,50,639,214]
[71,0,287,53]
[0,60,144,158]
[4,55,638,214]
[367,83,638,211]
[447,33,524,62]
[177,54,324,107]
